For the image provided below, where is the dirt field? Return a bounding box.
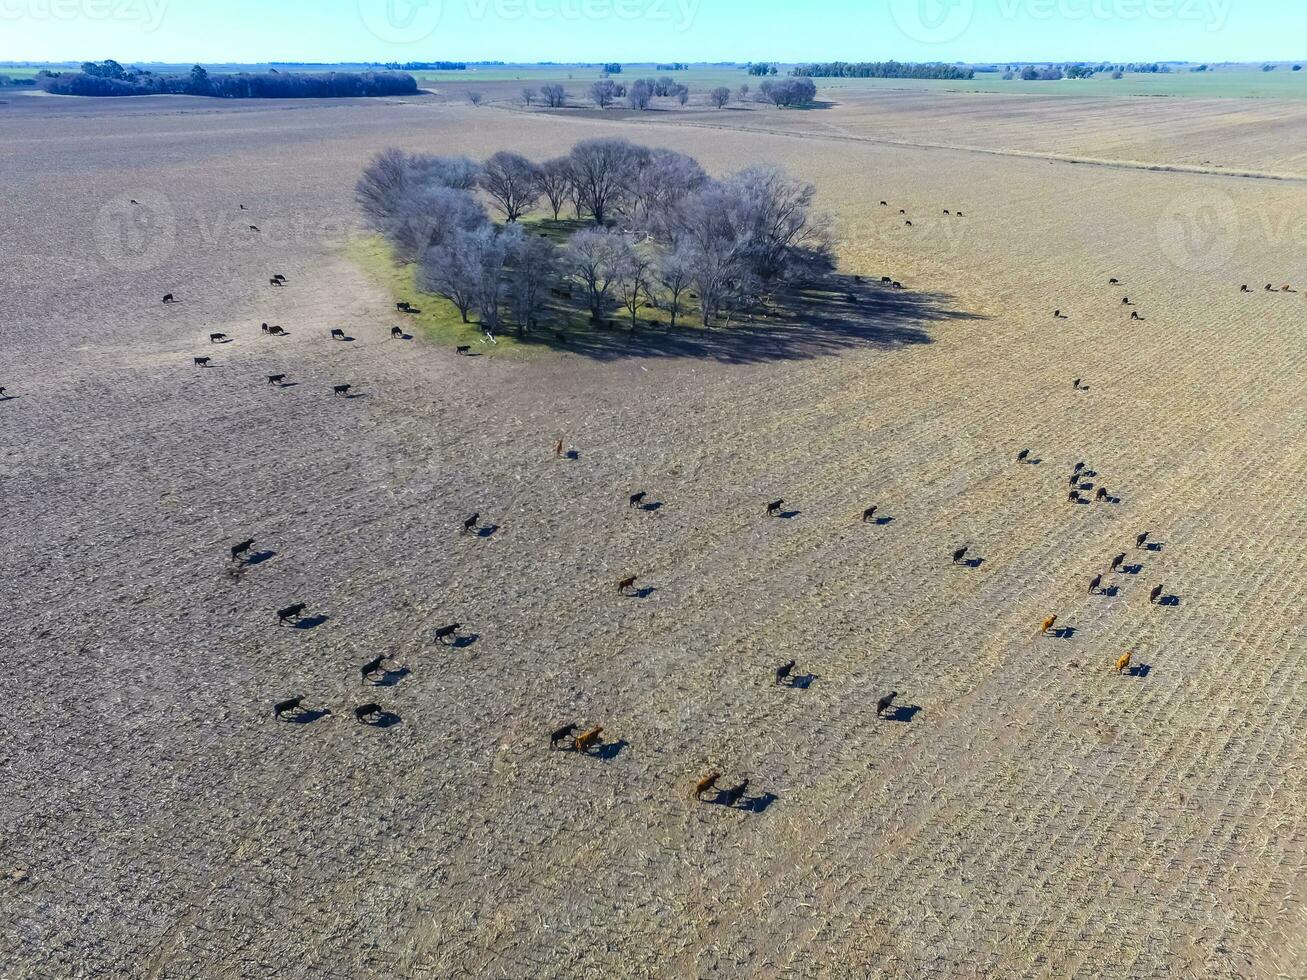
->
[2,85,1305,979]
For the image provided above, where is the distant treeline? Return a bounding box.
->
[0,74,36,86]
[37,61,418,98]
[381,61,466,70]
[792,61,974,80]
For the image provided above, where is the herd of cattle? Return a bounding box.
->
[142,241,1185,812]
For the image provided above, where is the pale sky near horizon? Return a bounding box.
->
[1,0,1302,66]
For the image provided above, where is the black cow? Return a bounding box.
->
[354,703,383,722]
[434,623,462,644]
[775,660,796,685]
[230,538,255,561]
[550,723,578,749]
[277,603,306,624]
[876,691,898,717]
[273,696,304,720]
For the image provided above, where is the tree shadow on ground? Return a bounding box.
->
[517,275,982,365]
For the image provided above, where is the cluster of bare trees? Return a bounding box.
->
[356,138,833,338]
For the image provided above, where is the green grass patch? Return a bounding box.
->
[347,233,533,357]
[347,226,701,358]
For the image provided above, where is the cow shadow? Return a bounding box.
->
[740,792,778,814]
[959,557,984,569]
[1127,663,1152,678]
[1071,497,1090,506]
[449,633,479,649]
[291,614,329,630]
[273,381,299,388]
[360,710,401,728]
[1097,585,1120,598]
[884,704,921,723]
[565,450,580,460]
[872,515,894,525]
[632,587,656,599]
[284,707,331,725]
[371,666,411,688]
[243,550,277,567]
[778,510,801,520]
[1159,594,1182,607]
[1050,625,1078,640]
[0,394,18,402]
[343,391,367,399]
[786,673,818,690]
[472,524,500,538]
[1123,564,1144,575]
[640,501,663,513]
[593,739,629,761]
[1145,542,1165,552]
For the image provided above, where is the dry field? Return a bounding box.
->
[2,85,1305,979]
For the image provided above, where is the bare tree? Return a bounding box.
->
[540,83,567,107]
[356,147,412,230]
[655,247,695,328]
[419,233,480,322]
[536,156,573,221]
[627,79,654,110]
[521,87,536,107]
[676,86,689,106]
[589,79,620,108]
[710,86,731,108]
[627,148,707,231]
[467,90,483,106]
[464,225,515,336]
[568,137,640,225]
[727,166,832,282]
[738,83,750,101]
[615,244,653,328]
[384,183,487,262]
[479,150,543,222]
[507,231,560,335]
[653,75,676,96]
[566,227,630,321]
[407,153,481,190]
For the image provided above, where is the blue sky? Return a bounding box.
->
[2,0,1303,65]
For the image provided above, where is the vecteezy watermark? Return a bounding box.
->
[357,0,445,44]
[94,191,176,273]
[0,0,168,31]
[1156,189,1239,273]
[889,0,977,44]
[94,190,355,272]
[890,0,1231,44]
[464,0,699,30]
[996,0,1232,32]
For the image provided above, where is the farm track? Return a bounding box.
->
[1,92,1304,978]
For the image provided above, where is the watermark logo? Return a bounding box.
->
[94,191,175,272]
[357,0,444,44]
[889,0,976,44]
[463,0,698,30]
[997,0,1232,32]
[1156,189,1239,273]
[0,0,168,31]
